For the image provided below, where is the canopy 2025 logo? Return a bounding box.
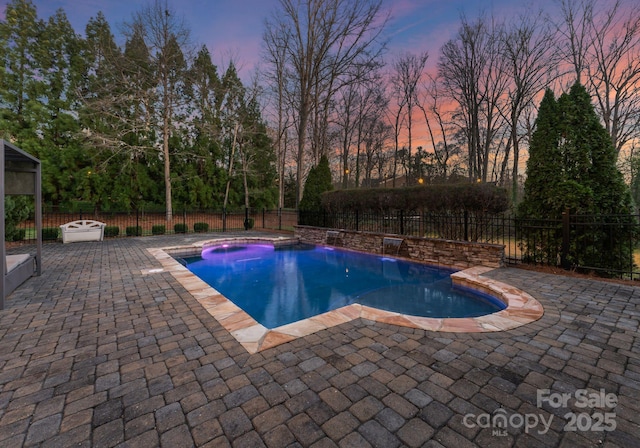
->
[462,388,617,436]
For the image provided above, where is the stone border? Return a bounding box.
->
[146,237,543,354]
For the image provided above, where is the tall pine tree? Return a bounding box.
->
[518,89,562,219]
[0,0,44,148]
[519,82,635,275]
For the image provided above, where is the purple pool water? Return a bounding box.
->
[180,243,505,329]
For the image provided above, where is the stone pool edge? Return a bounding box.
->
[145,237,544,354]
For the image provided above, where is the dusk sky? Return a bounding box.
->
[24,0,555,79]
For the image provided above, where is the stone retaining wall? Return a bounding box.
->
[294,226,504,269]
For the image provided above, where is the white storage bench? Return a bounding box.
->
[60,220,106,244]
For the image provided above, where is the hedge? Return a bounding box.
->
[321,183,510,214]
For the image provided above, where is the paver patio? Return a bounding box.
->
[0,232,638,447]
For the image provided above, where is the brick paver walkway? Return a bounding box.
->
[0,233,638,447]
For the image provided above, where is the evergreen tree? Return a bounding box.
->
[518,89,561,218]
[565,84,630,214]
[79,17,162,210]
[0,0,44,148]
[234,94,277,209]
[38,9,88,207]
[0,2,277,214]
[519,82,635,275]
[79,12,126,210]
[299,155,332,211]
[220,62,248,210]
[4,196,31,241]
[180,45,225,208]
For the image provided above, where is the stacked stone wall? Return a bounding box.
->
[294,226,504,269]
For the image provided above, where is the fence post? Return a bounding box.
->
[262,208,265,229]
[464,210,469,241]
[223,208,227,232]
[244,207,250,231]
[561,209,570,269]
[399,210,404,235]
[279,208,282,230]
[136,209,140,235]
[355,209,359,232]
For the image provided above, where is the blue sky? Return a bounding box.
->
[22,0,552,78]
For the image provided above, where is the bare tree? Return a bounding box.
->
[263,0,388,204]
[439,19,478,180]
[418,73,455,179]
[439,14,509,182]
[554,0,594,85]
[363,117,393,185]
[499,11,556,199]
[479,17,510,182]
[553,0,640,158]
[389,86,405,187]
[354,71,387,187]
[332,62,384,188]
[262,18,295,208]
[390,51,429,182]
[586,0,640,156]
[335,78,358,188]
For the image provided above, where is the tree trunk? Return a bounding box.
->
[164,112,172,222]
[223,123,239,209]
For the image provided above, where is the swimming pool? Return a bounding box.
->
[180,242,506,329]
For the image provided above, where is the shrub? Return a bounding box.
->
[4,196,31,242]
[320,183,510,214]
[152,225,166,235]
[104,226,120,237]
[42,227,59,240]
[244,218,255,230]
[126,226,142,237]
[194,222,209,233]
[9,229,26,242]
[174,223,188,234]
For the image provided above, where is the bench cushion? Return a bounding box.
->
[6,254,31,273]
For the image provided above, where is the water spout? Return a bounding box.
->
[326,230,341,246]
[382,237,404,256]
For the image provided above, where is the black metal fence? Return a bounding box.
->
[11,207,298,242]
[11,206,640,279]
[299,210,640,280]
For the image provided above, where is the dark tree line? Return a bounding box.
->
[0,0,277,219]
[2,0,639,219]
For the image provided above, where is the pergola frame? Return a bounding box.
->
[1,140,42,308]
